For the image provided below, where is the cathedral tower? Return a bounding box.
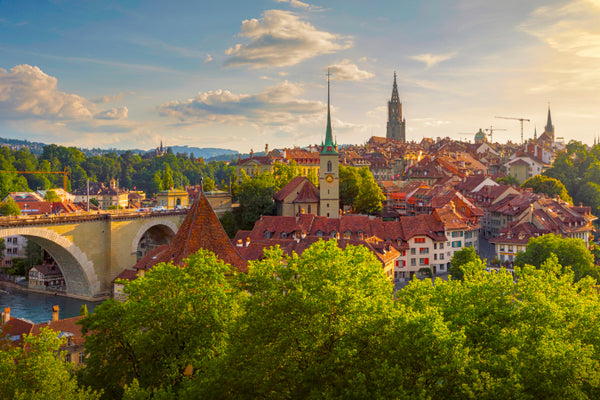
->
[544,106,555,143]
[319,70,339,219]
[386,72,406,142]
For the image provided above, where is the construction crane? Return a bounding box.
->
[0,169,71,191]
[495,116,530,144]
[484,125,506,143]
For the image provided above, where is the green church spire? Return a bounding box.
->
[321,68,338,155]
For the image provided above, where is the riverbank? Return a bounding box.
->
[0,280,109,302]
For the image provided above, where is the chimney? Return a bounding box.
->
[236,239,243,247]
[2,307,10,324]
[250,149,254,159]
[52,305,59,322]
[245,237,251,247]
[265,144,269,155]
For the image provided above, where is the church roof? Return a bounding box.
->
[321,70,338,155]
[134,191,247,272]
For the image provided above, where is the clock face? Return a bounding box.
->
[325,174,334,183]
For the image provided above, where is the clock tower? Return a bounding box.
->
[319,70,339,218]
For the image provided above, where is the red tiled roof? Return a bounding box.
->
[134,192,247,272]
[274,176,309,202]
[293,181,319,203]
[32,315,86,346]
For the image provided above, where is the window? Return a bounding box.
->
[414,237,426,243]
[419,258,429,265]
[410,258,416,266]
[65,353,71,363]
[451,241,462,248]
[78,352,86,364]
[440,254,444,260]
[411,248,416,255]
[434,254,437,260]
[439,243,444,249]
[419,248,429,254]
[327,161,332,172]
[434,243,437,250]
[344,231,351,240]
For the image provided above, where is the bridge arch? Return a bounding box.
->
[131,219,179,259]
[0,227,99,298]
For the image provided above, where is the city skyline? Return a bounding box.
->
[1,0,599,151]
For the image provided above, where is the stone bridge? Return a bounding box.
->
[0,211,187,299]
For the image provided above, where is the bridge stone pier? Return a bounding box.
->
[0,211,187,300]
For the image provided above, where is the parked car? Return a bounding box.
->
[151,206,166,212]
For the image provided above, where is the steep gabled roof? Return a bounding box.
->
[134,192,247,272]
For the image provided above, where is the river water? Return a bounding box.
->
[0,284,104,324]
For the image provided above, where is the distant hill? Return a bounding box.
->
[0,137,46,155]
[0,137,238,160]
[169,146,238,160]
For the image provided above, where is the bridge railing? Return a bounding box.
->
[0,209,188,228]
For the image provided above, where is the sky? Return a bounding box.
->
[0,0,599,152]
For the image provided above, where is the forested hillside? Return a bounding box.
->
[0,144,236,199]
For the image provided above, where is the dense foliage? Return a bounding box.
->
[0,328,100,399]
[65,239,600,399]
[339,165,384,214]
[544,140,600,215]
[521,175,572,203]
[514,233,599,282]
[0,144,236,198]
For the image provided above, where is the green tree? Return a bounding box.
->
[448,246,482,280]
[496,174,520,186]
[339,165,362,209]
[202,176,215,192]
[272,161,300,191]
[0,197,21,216]
[219,211,238,238]
[396,256,600,399]
[44,190,60,202]
[160,166,174,190]
[79,250,242,399]
[204,240,394,399]
[354,167,384,214]
[79,304,89,316]
[233,173,276,230]
[521,175,572,203]
[514,233,598,282]
[0,328,100,400]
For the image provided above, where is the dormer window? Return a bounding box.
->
[265,231,272,239]
[344,231,351,240]
[280,232,287,239]
[316,230,323,237]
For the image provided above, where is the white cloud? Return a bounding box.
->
[157,80,324,126]
[520,0,600,59]
[328,59,375,81]
[94,106,128,120]
[204,54,213,63]
[410,52,457,69]
[0,64,95,120]
[0,64,129,124]
[92,91,134,104]
[274,0,323,11]
[225,10,352,68]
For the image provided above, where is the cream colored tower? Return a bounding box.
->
[319,70,339,218]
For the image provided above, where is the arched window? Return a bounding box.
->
[327,161,332,172]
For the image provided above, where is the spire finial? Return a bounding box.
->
[321,68,337,154]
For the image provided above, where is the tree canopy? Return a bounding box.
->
[521,175,572,203]
[0,328,100,400]
[514,233,599,282]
